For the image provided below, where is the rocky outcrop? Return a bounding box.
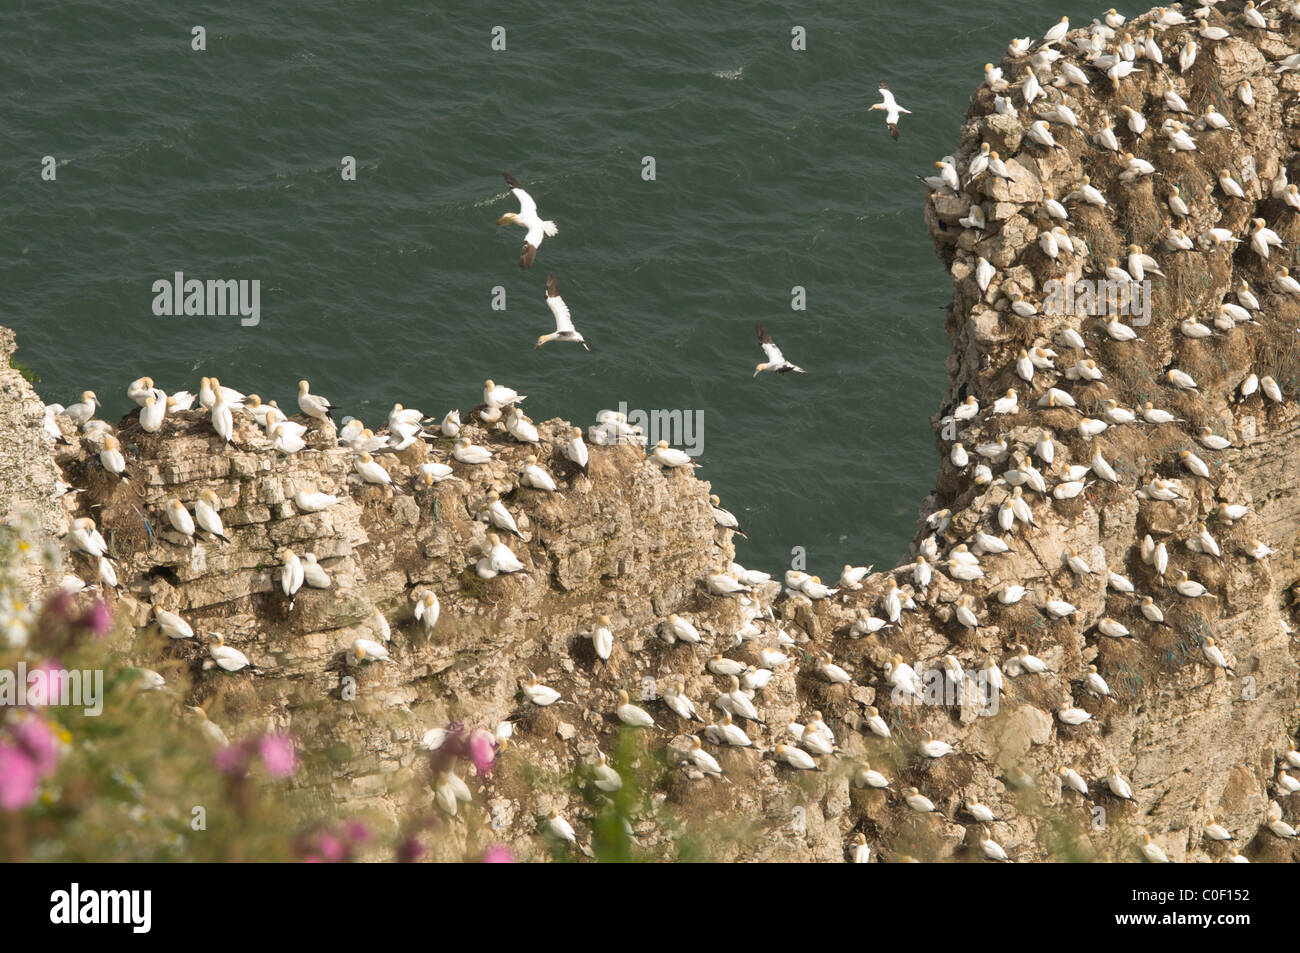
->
[8,2,1300,863]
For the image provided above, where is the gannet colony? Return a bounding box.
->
[6,0,1300,862]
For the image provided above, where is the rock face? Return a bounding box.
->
[8,4,1300,863]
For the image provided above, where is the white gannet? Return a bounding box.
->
[504,406,540,444]
[1058,705,1092,726]
[977,826,1008,862]
[210,392,234,444]
[477,532,527,578]
[476,490,523,539]
[166,498,196,543]
[588,614,614,661]
[153,605,194,640]
[775,743,817,771]
[295,488,341,512]
[280,548,305,608]
[349,637,392,664]
[67,517,108,558]
[98,434,128,481]
[863,705,891,739]
[440,409,461,437]
[1180,449,1210,479]
[616,689,658,728]
[483,379,526,409]
[1042,15,1069,45]
[418,461,456,485]
[653,439,698,469]
[268,421,306,454]
[208,633,251,673]
[904,787,937,813]
[194,489,230,542]
[848,832,871,863]
[536,272,589,350]
[870,80,911,139]
[521,671,560,706]
[370,607,391,643]
[139,394,165,433]
[519,454,559,492]
[1175,570,1213,599]
[452,437,492,465]
[498,171,557,269]
[664,680,702,721]
[564,426,590,478]
[1060,766,1089,796]
[1202,637,1234,675]
[64,390,99,427]
[1261,375,1284,403]
[687,737,724,778]
[1107,765,1134,800]
[354,451,394,487]
[1140,833,1170,863]
[754,323,805,376]
[301,553,331,589]
[414,591,440,634]
[296,379,334,423]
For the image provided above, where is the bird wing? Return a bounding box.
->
[756,324,785,364]
[503,171,538,218]
[545,274,574,332]
[878,86,897,111]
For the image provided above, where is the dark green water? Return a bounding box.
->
[1,0,1114,574]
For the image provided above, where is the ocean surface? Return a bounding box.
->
[1,0,1111,577]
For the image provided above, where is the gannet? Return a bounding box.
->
[371,607,391,643]
[498,171,557,269]
[870,80,911,139]
[863,705,891,739]
[350,637,394,665]
[301,553,331,589]
[138,394,166,434]
[532,272,589,350]
[753,323,805,376]
[904,787,937,813]
[545,808,577,844]
[153,605,194,640]
[63,390,99,427]
[1107,765,1134,800]
[208,633,251,673]
[687,737,723,778]
[519,455,559,492]
[1204,817,1234,842]
[977,827,1008,862]
[664,680,702,720]
[589,615,614,661]
[210,392,234,444]
[819,651,852,685]
[919,732,954,759]
[166,498,196,543]
[521,672,561,706]
[1139,596,1169,626]
[354,451,395,487]
[1175,570,1213,599]
[1246,538,1275,560]
[194,489,230,542]
[295,489,340,512]
[291,379,333,423]
[1202,636,1233,674]
[1042,599,1077,620]
[280,548,304,608]
[67,517,108,558]
[983,63,1006,89]
[504,406,540,444]
[653,440,698,470]
[616,689,658,728]
[706,712,752,747]
[477,532,527,578]
[1042,15,1069,45]
[1139,834,1169,863]
[1167,368,1198,390]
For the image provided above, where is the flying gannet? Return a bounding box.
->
[497,171,557,269]
[870,80,911,140]
[753,323,805,376]
[536,273,588,350]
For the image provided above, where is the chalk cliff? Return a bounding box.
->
[7,1,1300,863]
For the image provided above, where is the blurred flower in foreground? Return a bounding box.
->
[257,733,299,779]
[482,844,514,863]
[0,743,38,811]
